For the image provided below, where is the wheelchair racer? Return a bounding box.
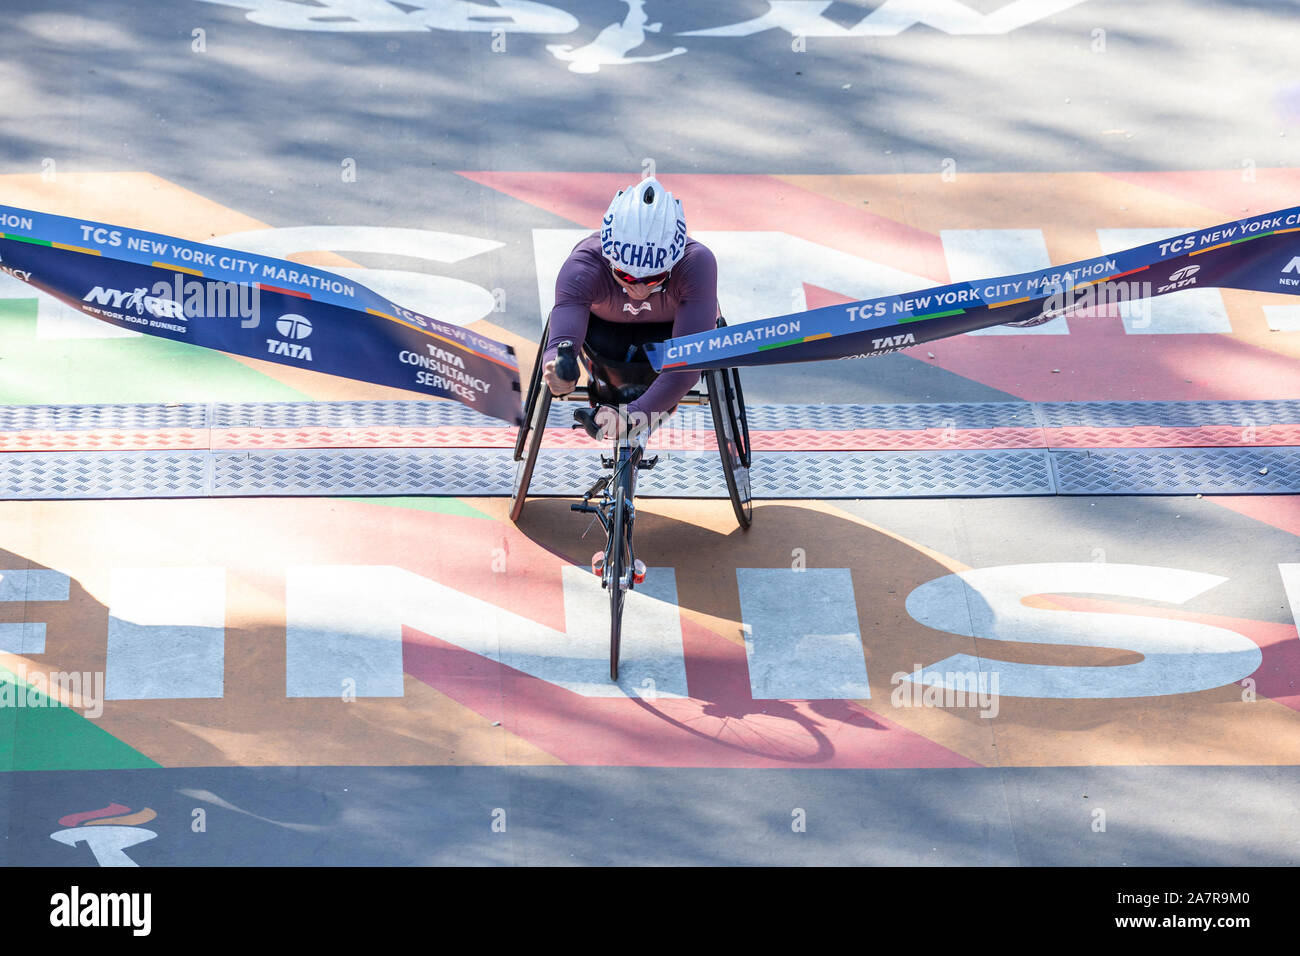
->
[541,176,719,439]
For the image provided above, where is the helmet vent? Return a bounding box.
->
[643,185,655,203]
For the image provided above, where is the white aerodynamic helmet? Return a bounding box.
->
[600,177,688,278]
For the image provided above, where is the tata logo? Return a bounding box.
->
[268,314,314,361]
[83,286,183,320]
[871,333,914,350]
[267,339,313,361]
[275,314,313,339]
[1157,264,1200,294]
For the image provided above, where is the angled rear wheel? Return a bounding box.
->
[510,385,551,522]
[707,368,752,530]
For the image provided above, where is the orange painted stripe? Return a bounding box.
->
[990,296,1030,308]
[153,261,203,276]
[51,242,101,255]
[1190,241,1232,256]
[85,807,158,827]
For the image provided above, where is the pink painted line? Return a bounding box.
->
[1045,424,1300,448]
[0,429,209,452]
[922,318,1300,402]
[1205,495,1300,538]
[1103,168,1300,220]
[457,171,951,283]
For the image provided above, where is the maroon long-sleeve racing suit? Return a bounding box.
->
[542,232,719,420]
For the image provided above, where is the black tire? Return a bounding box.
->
[726,366,752,469]
[608,485,628,681]
[707,368,753,530]
[509,386,550,523]
[514,317,550,460]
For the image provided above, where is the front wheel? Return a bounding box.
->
[607,485,628,681]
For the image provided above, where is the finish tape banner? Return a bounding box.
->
[0,205,522,425]
[646,206,1300,372]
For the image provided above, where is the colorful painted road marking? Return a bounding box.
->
[1,494,1298,770]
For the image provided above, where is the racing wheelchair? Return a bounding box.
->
[509,314,752,679]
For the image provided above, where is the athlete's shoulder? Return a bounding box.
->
[681,235,713,258]
[566,230,605,260]
[674,237,717,286]
[556,232,610,302]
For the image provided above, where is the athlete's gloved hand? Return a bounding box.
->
[544,342,580,396]
[543,360,576,396]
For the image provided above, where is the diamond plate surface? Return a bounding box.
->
[211,400,506,429]
[0,403,209,432]
[525,449,1056,498]
[0,452,209,499]
[7,445,1300,499]
[4,399,1300,440]
[1038,399,1300,428]
[1051,447,1300,494]
[210,449,515,496]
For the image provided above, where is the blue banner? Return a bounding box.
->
[0,205,522,425]
[645,206,1300,372]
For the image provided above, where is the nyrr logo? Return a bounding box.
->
[267,313,313,361]
[1156,264,1200,293]
[83,286,184,320]
[1278,257,1300,287]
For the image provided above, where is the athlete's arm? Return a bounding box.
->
[542,245,602,394]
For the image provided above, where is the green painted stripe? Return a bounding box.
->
[339,496,493,519]
[0,299,310,405]
[0,668,161,772]
[2,233,51,246]
[1230,231,1271,245]
[756,337,806,351]
[899,308,966,324]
